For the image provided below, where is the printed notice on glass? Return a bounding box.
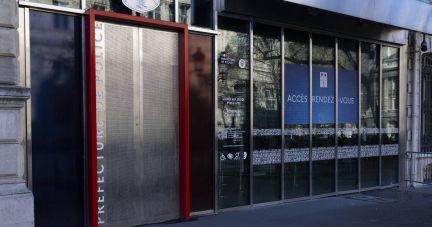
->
[220,92,246,148]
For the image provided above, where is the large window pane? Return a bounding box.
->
[337,38,359,192]
[179,0,213,28]
[87,0,132,14]
[139,0,175,22]
[30,11,84,226]
[217,17,250,209]
[381,46,399,185]
[189,34,214,212]
[253,23,282,204]
[361,42,380,188]
[284,29,310,199]
[31,0,80,8]
[312,34,335,196]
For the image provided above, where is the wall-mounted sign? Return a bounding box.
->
[239,59,246,68]
[123,0,160,13]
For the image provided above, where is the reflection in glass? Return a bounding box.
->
[284,29,310,199]
[253,23,282,204]
[30,11,84,226]
[189,34,214,212]
[87,0,132,14]
[139,0,175,22]
[337,38,359,191]
[178,0,213,28]
[31,0,80,8]
[381,46,399,185]
[361,42,380,188]
[217,17,250,209]
[312,34,335,196]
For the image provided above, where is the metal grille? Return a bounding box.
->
[141,28,180,223]
[104,23,137,223]
[421,58,432,152]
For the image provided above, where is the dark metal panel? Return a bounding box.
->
[220,0,406,45]
[282,0,432,35]
[188,33,214,212]
[30,10,85,227]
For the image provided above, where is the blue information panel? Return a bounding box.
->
[338,69,358,124]
[312,66,335,124]
[284,64,358,124]
[284,64,309,124]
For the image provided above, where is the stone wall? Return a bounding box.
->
[0,0,34,226]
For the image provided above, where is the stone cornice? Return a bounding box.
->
[0,85,30,109]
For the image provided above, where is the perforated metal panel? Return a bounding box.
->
[96,21,180,226]
[104,23,138,224]
[141,28,180,223]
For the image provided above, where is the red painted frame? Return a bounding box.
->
[85,9,189,227]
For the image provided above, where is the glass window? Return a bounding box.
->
[30,0,80,8]
[178,0,213,28]
[284,29,310,199]
[252,23,282,204]
[87,0,132,14]
[337,38,359,192]
[189,34,214,212]
[312,34,335,196]
[381,46,399,185]
[360,42,380,188]
[30,11,84,226]
[217,17,250,209]
[139,0,175,22]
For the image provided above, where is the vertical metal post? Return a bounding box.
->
[24,7,32,191]
[281,27,285,201]
[309,32,313,198]
[358,40,362,191]
[398,47,402,184]
[335,37,339,194]
[249,20,254,207]
[175,0,179,23]
[81,0,86,10]
[213,16,219,214]
[379,43,383,187]
[81,15,89,226]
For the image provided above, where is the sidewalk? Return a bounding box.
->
[148,186,432,227]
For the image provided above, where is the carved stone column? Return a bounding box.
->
[0,0,34,226]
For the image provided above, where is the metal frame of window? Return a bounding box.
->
[215,11,405,213]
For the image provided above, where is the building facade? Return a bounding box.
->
[1,0,432,226]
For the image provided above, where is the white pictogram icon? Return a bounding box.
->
[227,153,234,160]
[220,154,226,161]
[234,152,240,160]
[243,152,247,159]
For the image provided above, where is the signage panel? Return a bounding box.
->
[284,64,358,125]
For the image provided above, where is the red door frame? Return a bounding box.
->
[85,9,189,227]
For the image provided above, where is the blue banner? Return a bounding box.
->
[284,64,358,125]
[312,66,335,124]
[284,64,309,124]
[338,69,358,124]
